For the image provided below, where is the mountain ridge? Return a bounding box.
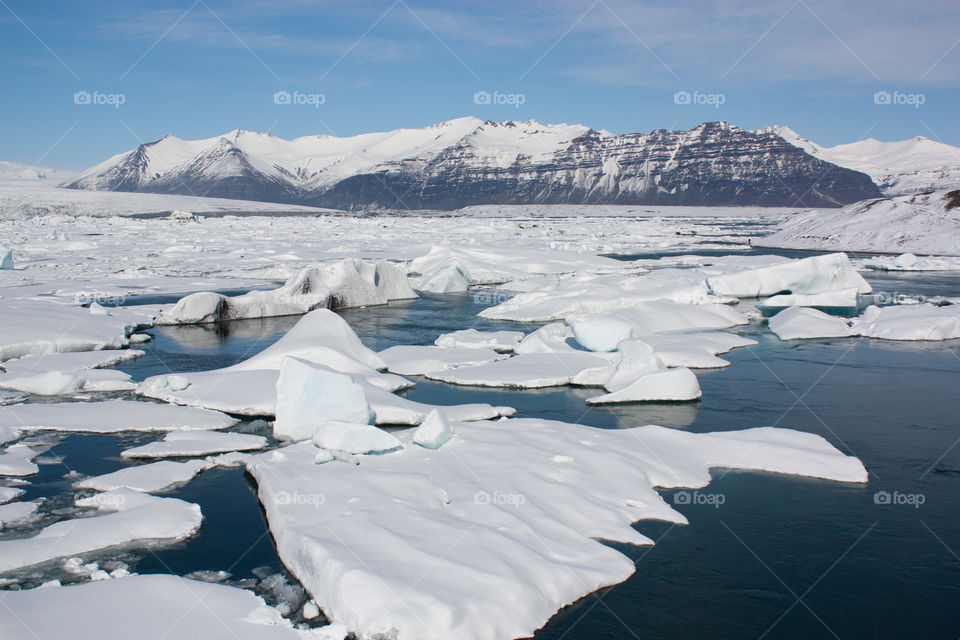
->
[63,118,881,209]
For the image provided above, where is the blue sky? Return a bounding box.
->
[2,0,957,170]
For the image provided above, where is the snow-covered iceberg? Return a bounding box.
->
[274,357,375,441]
[156,259,416,324]
[706,253,871,298]
[246,418,867,640]
[769,306,855,340]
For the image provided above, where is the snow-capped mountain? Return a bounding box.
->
[757,126,960,196]
[65,118,880,209]
[0,160,72,184]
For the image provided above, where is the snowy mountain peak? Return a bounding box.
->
[758,125,960,195]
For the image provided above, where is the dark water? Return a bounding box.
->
[5,275,959,638]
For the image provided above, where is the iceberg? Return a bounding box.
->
[769,306,855,340]
[156,259,416,324]
[245,418,867,640]
[121,431,268,459]
[706,253,871,298]
[274,357,375,441]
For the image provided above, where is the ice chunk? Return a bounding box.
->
[706,253,871,298]
[157,259,416,324]
[246,419,866,640]
[769,306,855,340]
[851,303,960,340]
[434,328,524,352]
[121,431,267,459]
[74,460,213,493]
[0,489,202,573]
[0,246,12,270]
[566,313,634,352]
[0,573,312,639]
[378,345,508,376]
[274,357,374,442]
[757,287,860,315]
[0,400,238,433]
[311,420,402,455]
[0,500,38,528]
[412,410,453,449]
[515,322,578,354]
[587,367,702,404]
[0,444,41,476]
[416,262,470,293]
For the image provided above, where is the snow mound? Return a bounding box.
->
[157,259,416,324]
[706,252,871,297]
[755,190,960,256]
[246,418,866,640]
[768,306,855,340]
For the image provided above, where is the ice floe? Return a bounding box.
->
[0,400,238,433]
[0,489,202,573]
[0,349,142,395]
[0,573,322,639]
[121,431,268,459]
[0,444,41,476]
[769,307,855,340]
[74,460,213,493]
[156,259,416,324]
[0,486,25,504]
[851,303,960,341]
[0,499,38,528]
[426,352,614,388]
[860,253,960,272]
[434,328,525,352]
[246,418,867,640]
[378,345,509,376]
[0,298,151,361]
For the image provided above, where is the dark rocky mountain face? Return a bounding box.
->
[64,120,881,209]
